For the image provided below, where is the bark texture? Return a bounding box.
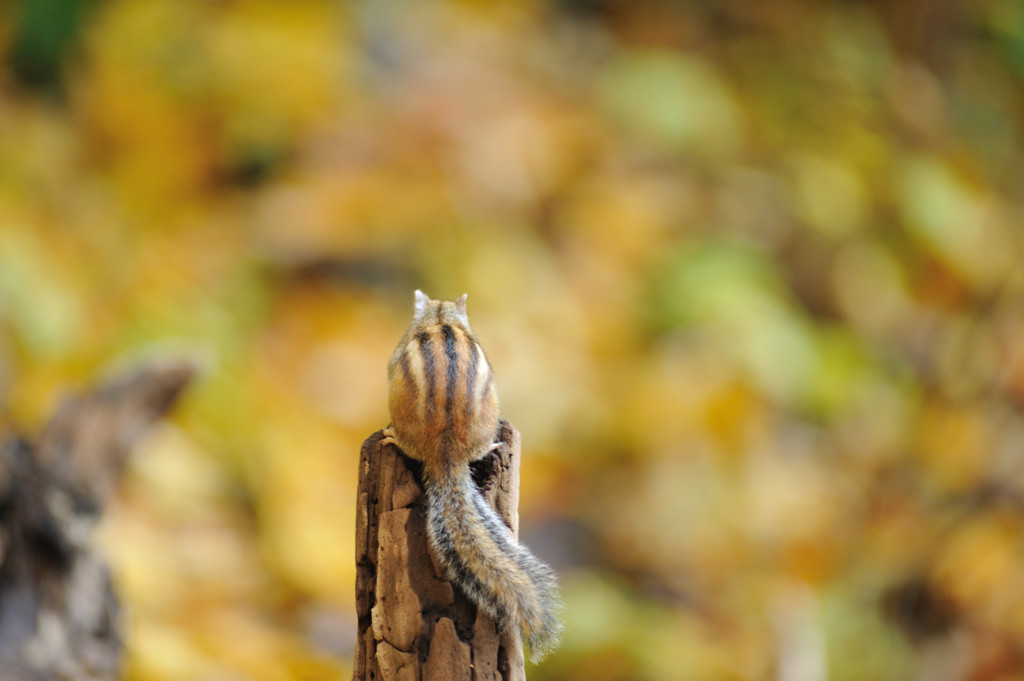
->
[0,359,194,681]
[354,420,526,681]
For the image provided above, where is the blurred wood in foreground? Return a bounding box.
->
[0,359,194,681]
[353,421,525,681]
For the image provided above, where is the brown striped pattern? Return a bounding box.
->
[405,324,490,431]
[387,310,498,467]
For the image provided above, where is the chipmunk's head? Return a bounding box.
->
[412,290,471,330]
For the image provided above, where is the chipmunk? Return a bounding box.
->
[381,290,562,660]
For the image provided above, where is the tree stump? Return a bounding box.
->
[353,419,526,681]
[0,359,194,681]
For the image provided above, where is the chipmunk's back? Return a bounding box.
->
[387,296,499,467]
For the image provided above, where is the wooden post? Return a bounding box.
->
[353,419,526,681]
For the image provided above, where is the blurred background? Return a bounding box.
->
[2,0,1024,679]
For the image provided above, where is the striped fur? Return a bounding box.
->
[386,292,500,469]
[385,291,562,660]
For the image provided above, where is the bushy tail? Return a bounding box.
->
[424,466,562,660]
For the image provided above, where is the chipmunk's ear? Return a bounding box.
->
[414,290,430,319]
[455,294,467,316]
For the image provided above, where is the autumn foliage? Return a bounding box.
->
[2,1,1024,680]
